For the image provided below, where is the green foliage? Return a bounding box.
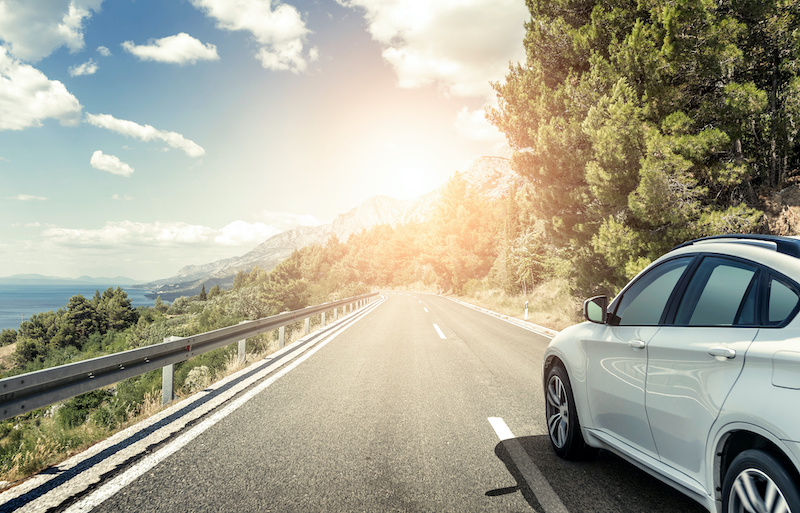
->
[55,389,113,429]
[1,329,17,347]
[490,0,797,293]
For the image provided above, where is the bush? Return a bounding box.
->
[55,389,113,429]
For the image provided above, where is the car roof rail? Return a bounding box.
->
[673,234,800,258]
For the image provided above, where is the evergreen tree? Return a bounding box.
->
[489,0,795,292]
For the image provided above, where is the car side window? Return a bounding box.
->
[673,257,757,326]
[768,277,800,325]
[613,257,692,326]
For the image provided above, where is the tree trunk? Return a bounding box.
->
[771,50,780,188]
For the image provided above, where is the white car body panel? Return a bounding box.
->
[543,237,800,513]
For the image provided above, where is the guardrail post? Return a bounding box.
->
[321,311,326,328]
[334,307,338,321]
[279,326,285,348]
[162,335,183,405]
[304,317,310,335]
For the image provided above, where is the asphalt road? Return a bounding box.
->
[88,293,707,513]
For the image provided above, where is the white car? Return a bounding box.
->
[543,235,800,513]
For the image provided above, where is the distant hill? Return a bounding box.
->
[0,274,140,286]
[143,154,517,300]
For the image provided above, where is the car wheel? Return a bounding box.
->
[722,449,800,513]
[545,363,588,459]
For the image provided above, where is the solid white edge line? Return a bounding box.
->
[488,417,569,513]
[63,299,383,513]
[433,324,446,339]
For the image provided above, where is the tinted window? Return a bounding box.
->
[674,257,757,326]
[614,257,692,326]
[768,278,800,325]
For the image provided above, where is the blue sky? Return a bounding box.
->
[0,0,527,281]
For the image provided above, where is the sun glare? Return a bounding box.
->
[387,160,440,199]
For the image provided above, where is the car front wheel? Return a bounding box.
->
[722,449,800,513]
[545,363,588,460]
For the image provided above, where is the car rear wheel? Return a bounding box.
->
[545,363,588,459]
[722,449,800,513]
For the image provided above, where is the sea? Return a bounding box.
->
[0,284,156,332]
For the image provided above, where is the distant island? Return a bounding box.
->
[0,274,143,286]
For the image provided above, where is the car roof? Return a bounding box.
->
[662,235,800,280]
[673,234,800,258]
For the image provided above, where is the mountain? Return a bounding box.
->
[0,274,140,286]
[144,154,515,299]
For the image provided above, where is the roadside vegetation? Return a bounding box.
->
[2,0,799,489]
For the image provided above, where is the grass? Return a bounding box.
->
[0,326,305,487]
[456,279,582,331]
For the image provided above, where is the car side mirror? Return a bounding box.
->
[584,295,608,324]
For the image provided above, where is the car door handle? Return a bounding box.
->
[628,340,646,350]
[708,347,736,359]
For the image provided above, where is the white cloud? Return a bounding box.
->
[339,0,527,100]
[85,113,205,157]
[111,194,133,201]
[9,194,47,201]
[42,213,321,250]
[68,58,97,76]
[90,150,134,177]
[0,47,82,130]
[121,33,220,65]
[190,0,317,73]
[0,0,103,62]
[455,106,506,144]
[215,220,281,246]
[43,221,216,247]
[96,45,110,56]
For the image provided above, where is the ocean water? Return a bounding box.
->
[0,285,156,332]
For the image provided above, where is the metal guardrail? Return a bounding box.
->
[0,292,378,421]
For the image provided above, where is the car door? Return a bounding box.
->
[584,256,694,459]
[645,256,759,484]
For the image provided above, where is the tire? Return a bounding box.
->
[544,363,588,460]
[722,449,800,513]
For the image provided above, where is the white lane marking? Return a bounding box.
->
[423,307,429,313]
[488,417,569,513]
[488,417,515,440]
[433,324,446,339]
[63,310,375,513]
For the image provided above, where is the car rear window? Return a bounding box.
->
[768,277,800,325]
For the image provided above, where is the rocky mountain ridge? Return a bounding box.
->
[144,155,515,299]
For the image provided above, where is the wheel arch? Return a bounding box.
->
[714,426,800,503]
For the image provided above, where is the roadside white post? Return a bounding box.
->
[238,321,248,365]
[321,311,326,328]
[304,317,310,335]
[334,307,338,321]
[525,300,529,321]
[162,364,174,406]
[279,326,285,348]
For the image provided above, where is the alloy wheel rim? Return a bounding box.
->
[730,468,791,513]
[546,374,569,449]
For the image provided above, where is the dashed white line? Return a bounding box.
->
[433,324,446,339]
[488,417,515,440]
[488,417,569,513]
[423,307,429,313]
